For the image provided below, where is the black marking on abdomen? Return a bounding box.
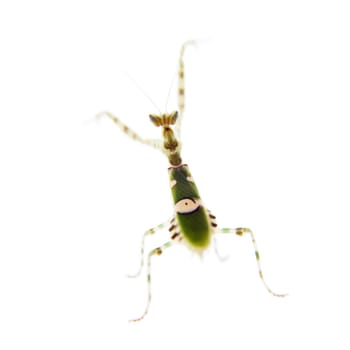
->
[171,232,180,240]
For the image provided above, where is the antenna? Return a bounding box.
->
[122,70,161,114]
[164,71,177,113]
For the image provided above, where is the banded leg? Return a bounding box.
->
[218,227,287,297]
[97,111,162,150]
[127,218,172,278]
[176,40,197,138]
[129,240,173,322]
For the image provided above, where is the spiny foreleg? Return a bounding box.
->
[97,111,162,150]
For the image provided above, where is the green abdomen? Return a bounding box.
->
[168,164,213,251]
[176,206,211,249]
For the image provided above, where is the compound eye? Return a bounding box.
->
[175,198,200,214]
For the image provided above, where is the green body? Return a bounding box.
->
[100,41,285,322]
[168,164,212,251]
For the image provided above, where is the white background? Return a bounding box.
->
[1,1,350,349]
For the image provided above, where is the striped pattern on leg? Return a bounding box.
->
[129,240,174,322]
[218,227,287,297]
[176,40,196,138]
[97,111,162,150]
[127,218,173,278]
